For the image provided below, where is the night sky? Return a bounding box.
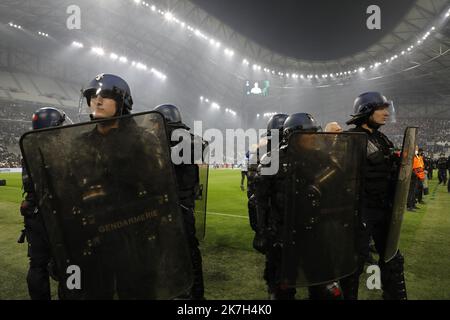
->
[191,0,416,60]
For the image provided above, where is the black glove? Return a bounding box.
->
[253,232,268,254]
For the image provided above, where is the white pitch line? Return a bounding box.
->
[206,211,249,219]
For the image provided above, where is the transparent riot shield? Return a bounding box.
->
[280,132,367,287]
[384,127,418,262]
[20,111,193,300]
[194,137,209,240]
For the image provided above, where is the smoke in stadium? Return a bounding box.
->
[0,0,449,304]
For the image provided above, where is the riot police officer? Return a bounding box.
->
[248,114,288,236]
[153,104,205,300]
[20,107,66,300]
[342,92,407,300]
[255,113,343,300]
[437,153,448,186]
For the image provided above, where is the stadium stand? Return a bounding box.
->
[383,118,450,156]
[0,100,78,168]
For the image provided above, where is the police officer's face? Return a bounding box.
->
[370,106,390,125]
[90,94,117,119]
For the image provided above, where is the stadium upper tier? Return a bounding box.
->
[0,70,80,109]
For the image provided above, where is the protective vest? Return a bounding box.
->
[413,155,425,181]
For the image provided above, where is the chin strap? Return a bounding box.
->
[367,118,381,130]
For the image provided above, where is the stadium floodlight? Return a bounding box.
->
[151,5,156,11]
[200,96,204,101]
[136,62,147,70]
[300,74,304,79]
[134,0,141,4]
[211,102,220,110]
[71,41,84,48]
[164,12,174,21]
[205,99,209,103]
[150,68,167,80]
[358,67,365,72]
[9,23,20,29]
[110,53,118,60]
[224,48,234,56]
[91,47,105,56]
[119,56,128,63]
[215,42,221,48]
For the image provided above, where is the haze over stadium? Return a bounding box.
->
[0,0,449,302]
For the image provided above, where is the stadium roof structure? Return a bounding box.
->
[0,0,449,124]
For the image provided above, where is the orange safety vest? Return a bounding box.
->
[413,155,426,181]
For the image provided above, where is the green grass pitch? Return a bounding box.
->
[0,170,449,300]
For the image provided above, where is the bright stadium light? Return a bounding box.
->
[224,48,234,57]
[200,96,204,101]
[211,102,220,110]
[136,62,147,70]
[71,41,84,48]
[119,56,128,63]
[164,12,174,21]
[151,5,156,11]
[110,53,118,60]
[91,47,105,56]
[134,0,141,4]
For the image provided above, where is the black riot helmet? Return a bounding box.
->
[153,104,189,129]
[82,73,133,117]
[32,107,66,130]
[266,113,289,138]
[346,92,391,126]
[283,113,322,138]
